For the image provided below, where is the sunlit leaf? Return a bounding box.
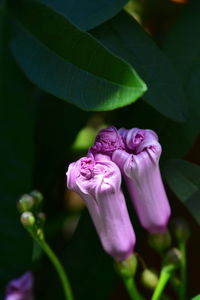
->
[9,0,147,112]
[91,11,187,122]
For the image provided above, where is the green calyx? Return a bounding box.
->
[115,254,138,279]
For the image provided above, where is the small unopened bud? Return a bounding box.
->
[141,269,158,290]
[18,194,35,213]
[37,212,46,223]
[172,217,190,243]
[37,212,46,227]
[163,248,182,270]
[30,190,43,205]
[148,230,172,252]
[20,212,35,227]
[115,254,137,279]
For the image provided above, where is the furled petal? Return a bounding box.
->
[66,154,135,261]
[89,126,125,156]
[5,272,34,300]
[118,128,158,154]
[113,135,171,234]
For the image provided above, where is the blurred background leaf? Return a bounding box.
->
[91,11,187,122]
[9,0,147,112]
[33,93,90,215]
[160,0,200,158]
[163,159,200,224]
[0,2,34,297]
[41,0,129,30]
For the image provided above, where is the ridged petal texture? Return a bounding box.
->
[66,153,135,261]
[113,129,171,234]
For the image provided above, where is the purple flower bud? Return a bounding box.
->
[118,128,158,154]
[66,154,135,261]
[89,126,125,157]
[113,129,171,234]
[5,272,34,300]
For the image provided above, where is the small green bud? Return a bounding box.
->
[172,217,190,243]
[37,228,44,240]
[115,254,137,279]
[20,212,35,227]
[18,194,35,213]
[163,248,182,270]
[141,269,158,290]
[37,212,46,227]
[148,230,172,252]
[37,212,46,223]
[30,190,43,205]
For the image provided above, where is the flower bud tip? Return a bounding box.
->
[163,248,182,270]
[21,212,35,227]
[148,230,172,252]
[115,254,137,279]
[18,194,35,213]
[172,217,190,243]
[30,190,43,205]
[141,269,158,290]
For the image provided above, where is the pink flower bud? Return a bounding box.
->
[5,272,34,300]
[113,129,171,234]
[90,126,125,157]
[66,154,135,261]
[118,128,158,154]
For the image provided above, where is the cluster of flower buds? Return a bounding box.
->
[5,272,34,300]
[6,191,45,300]
[18,190,45,232]
[66,126,171,262]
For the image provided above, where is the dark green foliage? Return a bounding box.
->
[91,11,187,122]
[9,0,146,112]
[0,4,33,296]
[164,159,200,224]
[47,211,117,300]
[1,0,200,298]
[41,0,128,30]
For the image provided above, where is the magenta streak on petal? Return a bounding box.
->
[66,155,135,261]
[112,147,171,234]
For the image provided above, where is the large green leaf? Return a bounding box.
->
[0,4,34,296]
[163,159,200,224]
[41,0,128,30]
[91,11,187,122]
[8,0,147,112]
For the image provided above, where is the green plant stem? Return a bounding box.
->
[179,242,187,300]
[123,277,144,300]
[29,228,74,300]
[151,268,172,300]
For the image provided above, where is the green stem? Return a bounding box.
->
[151,268,172,300]
[123,277,144,300]
[29,229,74,300]
[179,242,187,300]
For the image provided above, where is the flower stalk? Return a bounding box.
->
[115,254,144,300]
[151,248,182,300]
[179,242,187,300]
[19,192,74,300]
